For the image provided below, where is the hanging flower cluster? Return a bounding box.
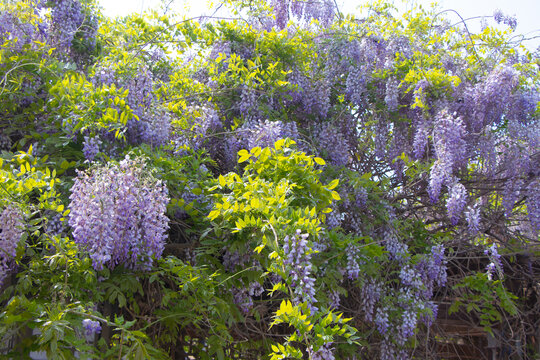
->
[68,156,169,271]
[283,230,317,311]
[0,205,24,286]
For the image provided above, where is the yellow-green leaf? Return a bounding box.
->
[251,197,259,208]
[208,210,220,220]
[327,178,339,190]
[218,175,226,187]
[238,149,251,163]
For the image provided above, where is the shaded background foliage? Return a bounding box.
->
[0,0,539,359]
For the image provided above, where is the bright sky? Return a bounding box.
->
[98,0,540,50]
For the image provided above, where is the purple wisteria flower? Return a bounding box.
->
[420,301,438,327]
[82,319,101,337]
[384,231,408,263]
[526,178,540,234]
[283,230,317,311]
[345,243,360,280]
[232,286,253,314]
[446,182,467,225]
[311,342,335,360]
[317,124,350,167]
[82,136,101,162]
[384,78,400,111]
[412,118,429,159]
[375,307,390,334]
[0,205,24,286]
[50,0,84,50]
[360,279,382,322]
[493,9,517,29]
[484,243,503,279]
[400,310,417,342]
[486,262,496,280]
[428,110,468,203]
[68,156,169,271]
[325,210,341,230]
[465,203,481,234]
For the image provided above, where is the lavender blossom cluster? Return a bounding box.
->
[389,246,446,348]
[414,244,448,297]
[317,124,350,167]
[82,136,101,162]
[465,203,481,234]
[493,9,517,29]
[484,243,503,280]
[429,110,467,203]
[384,231,408,263]
[271,0,335,29]
[345,243,361,280]
[82,319,101,337]
[45,211,66,236]
[92,67,171,147]
[0,11,41,52]
[446,182,467,225]
[0,205,24,286]
[311,342,335,360]
[287,69,331,118]
[360,279,382,322]
[230,119,298,154]
[50,0,84,50]
[232,286,254,314]
[68,156,170,271]
[283,230,317,311]
[369,242,447,357]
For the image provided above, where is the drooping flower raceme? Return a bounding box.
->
[283,230,317,311]
[375,307,390,335]
[429,110,467,202]
[360,279,382,322]
[384,231,408,263]
[400,310,417,342]
[0,205,24,286]
[311,342,335,360]
[465,203,481,234]
[493,9,517,29]
[317,123,350,167]
[345,243,360,280]
[49,0,84,50]
[82,319,101,337]
[232,286,253,314]
[82,136,101,162]
[384,78,400,111]
[446,182,467,225]
[68,156,169,271]
[527,178,540,234]
[484,243,503,279]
